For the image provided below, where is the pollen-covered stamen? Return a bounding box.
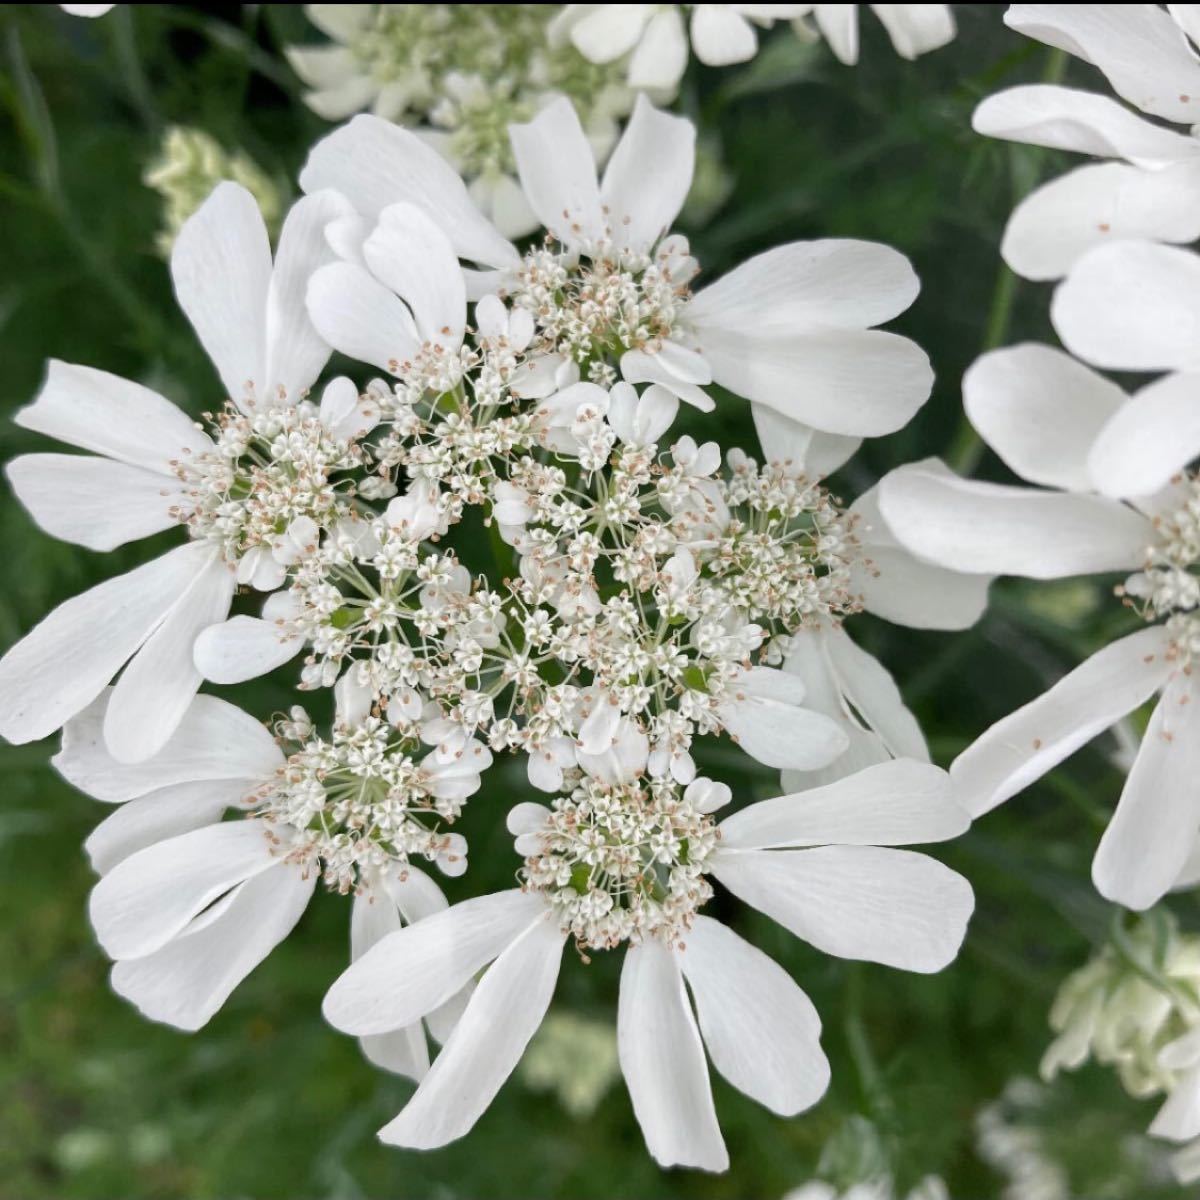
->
[250,713,481,894]
[174,401,364,567]
[520,776,719,951]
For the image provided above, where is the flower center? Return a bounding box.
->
[520,776,718,950]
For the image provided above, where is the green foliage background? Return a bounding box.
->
[0,5,1191,1198]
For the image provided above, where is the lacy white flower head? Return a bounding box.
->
[299,93,935,448]
[322,759,972,1170]
[53,685,480,1065]
[1040,911,1200,1166]
[286,4,635,237]
[0,182,353,764]
[879,341,1200,911]
[974,4,1200,282]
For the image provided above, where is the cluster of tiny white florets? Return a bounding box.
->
[173,235,862,925]
[520,775,721,951]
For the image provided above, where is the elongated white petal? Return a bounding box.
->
[85,779,251,875]
[285,43,358,89]
[264,189,351,400]
[877,466,1152,578]
[365,203,465,348]
[814,3,859,63]
[89,819,281,959]
[710,845,973,972]
[509,97,604,247]
[1089,372,1200,499]
[6,454,185,551]
[691,4,758,64]
[1151,1065,1200,1141]
[873,3,955,58]
[1053,239,1200,372]
[306,261,421,375]
[973,84,1200,165]
[565,4,655,62]
[627,6,689,90]
[55,690,282,802]
[600,94,694,251]
[1094,675,1200,910]
[963,344,1127,492]
[323,889,545,1035]
[15,360,211,470]
[619,939,728,1172]
[0,541,208,746]
[193,615,303,685]
[110,862,314,1031]
[104,551,235,763]
[688,240,919,335]
[1005,3,1200,124]
[377,914,565,1148]
[681,916,829,1115]
[301,116,518,270]
[749,404,861,477]
[700,326,932,437]
[951,625,1174,817]
[171,182,272,404]
[720,760,965,850]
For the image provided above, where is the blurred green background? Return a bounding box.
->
[0,5,1192,1197]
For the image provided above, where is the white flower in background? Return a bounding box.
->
[322,759,972,1169]
[551,4,809,92]
[54,687,480,1052]
[518,1011,621,1117]
[879,342,1200,910]
[974,1080,1071,1200]
[785,1176,950,1200]
[301,94,934,444]
[286,4,635,237]
[143,125,283,256]
[791,4,956,66]
[0,182,354,764]
[973,4,1200,281]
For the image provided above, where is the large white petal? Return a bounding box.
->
[627,6,689,91]
[322,889,546,1035]
[1089,372,1200,499]
[872,3,955,58]
[55,690,282,802]
[973,84,1200,165]
[0,541,208,746]
[171,182,272,404]
[951,625,1174,817]
[1053,240,1200,372]
[263,189,352,401]
[852,472,992,629]
[963,344,1127,492]
[690,4,759,65]
[700,326,932,437]
[84,779,252,875]
[1093,674,1200,910]
[364,203,465,348]
[710,845,973,972]
[566,4,656,62]
[89,818,282,959]
[681,916,829,1116]
[720,759,965,850]
[813,3,860,63]
[1005,4,1200,124]
[300,116,518,270]
[104,550,235,763]
[110,862,314,1031]
[599,94,694,251]
[376,914,565,1148]
[877,466,1152,578]
[193,615,303,685]
[619,939,728,1172]
[508,97,604,246]
[688,240,919,336]
[1002,162,1200,282]
[6,454,186,551]
[15,359,211,471]
[306,260,421,374]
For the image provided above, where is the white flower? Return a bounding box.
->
[974,4,1200,280]
[0,182,351,763]
[880,342,1200,910]
[300,94,934,442]
[54,687,476,1042]
[321,759,972,1169]
[792,5,956,67]
[551,4,808,92]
